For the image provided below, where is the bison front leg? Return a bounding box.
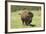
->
[21,18,25,25]
[25,21,28,26]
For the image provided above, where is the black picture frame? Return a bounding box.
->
[5,1,45,33]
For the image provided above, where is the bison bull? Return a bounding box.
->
[19,10,33,26]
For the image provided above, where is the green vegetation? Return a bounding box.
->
[11,6,41,29]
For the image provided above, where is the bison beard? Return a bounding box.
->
[19,11,33,26]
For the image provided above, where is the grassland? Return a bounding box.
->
[11,10,41,29]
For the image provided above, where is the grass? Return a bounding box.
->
[11,10,41,29]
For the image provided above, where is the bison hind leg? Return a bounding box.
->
[27,20,32,26]
[28,20,32,24]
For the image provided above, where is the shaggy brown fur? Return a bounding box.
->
[19,10,33,26]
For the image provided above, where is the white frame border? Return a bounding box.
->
[7,2,44,32]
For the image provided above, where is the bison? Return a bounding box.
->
[19,9,33,26]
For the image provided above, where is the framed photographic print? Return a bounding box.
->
[5,1,45,33]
